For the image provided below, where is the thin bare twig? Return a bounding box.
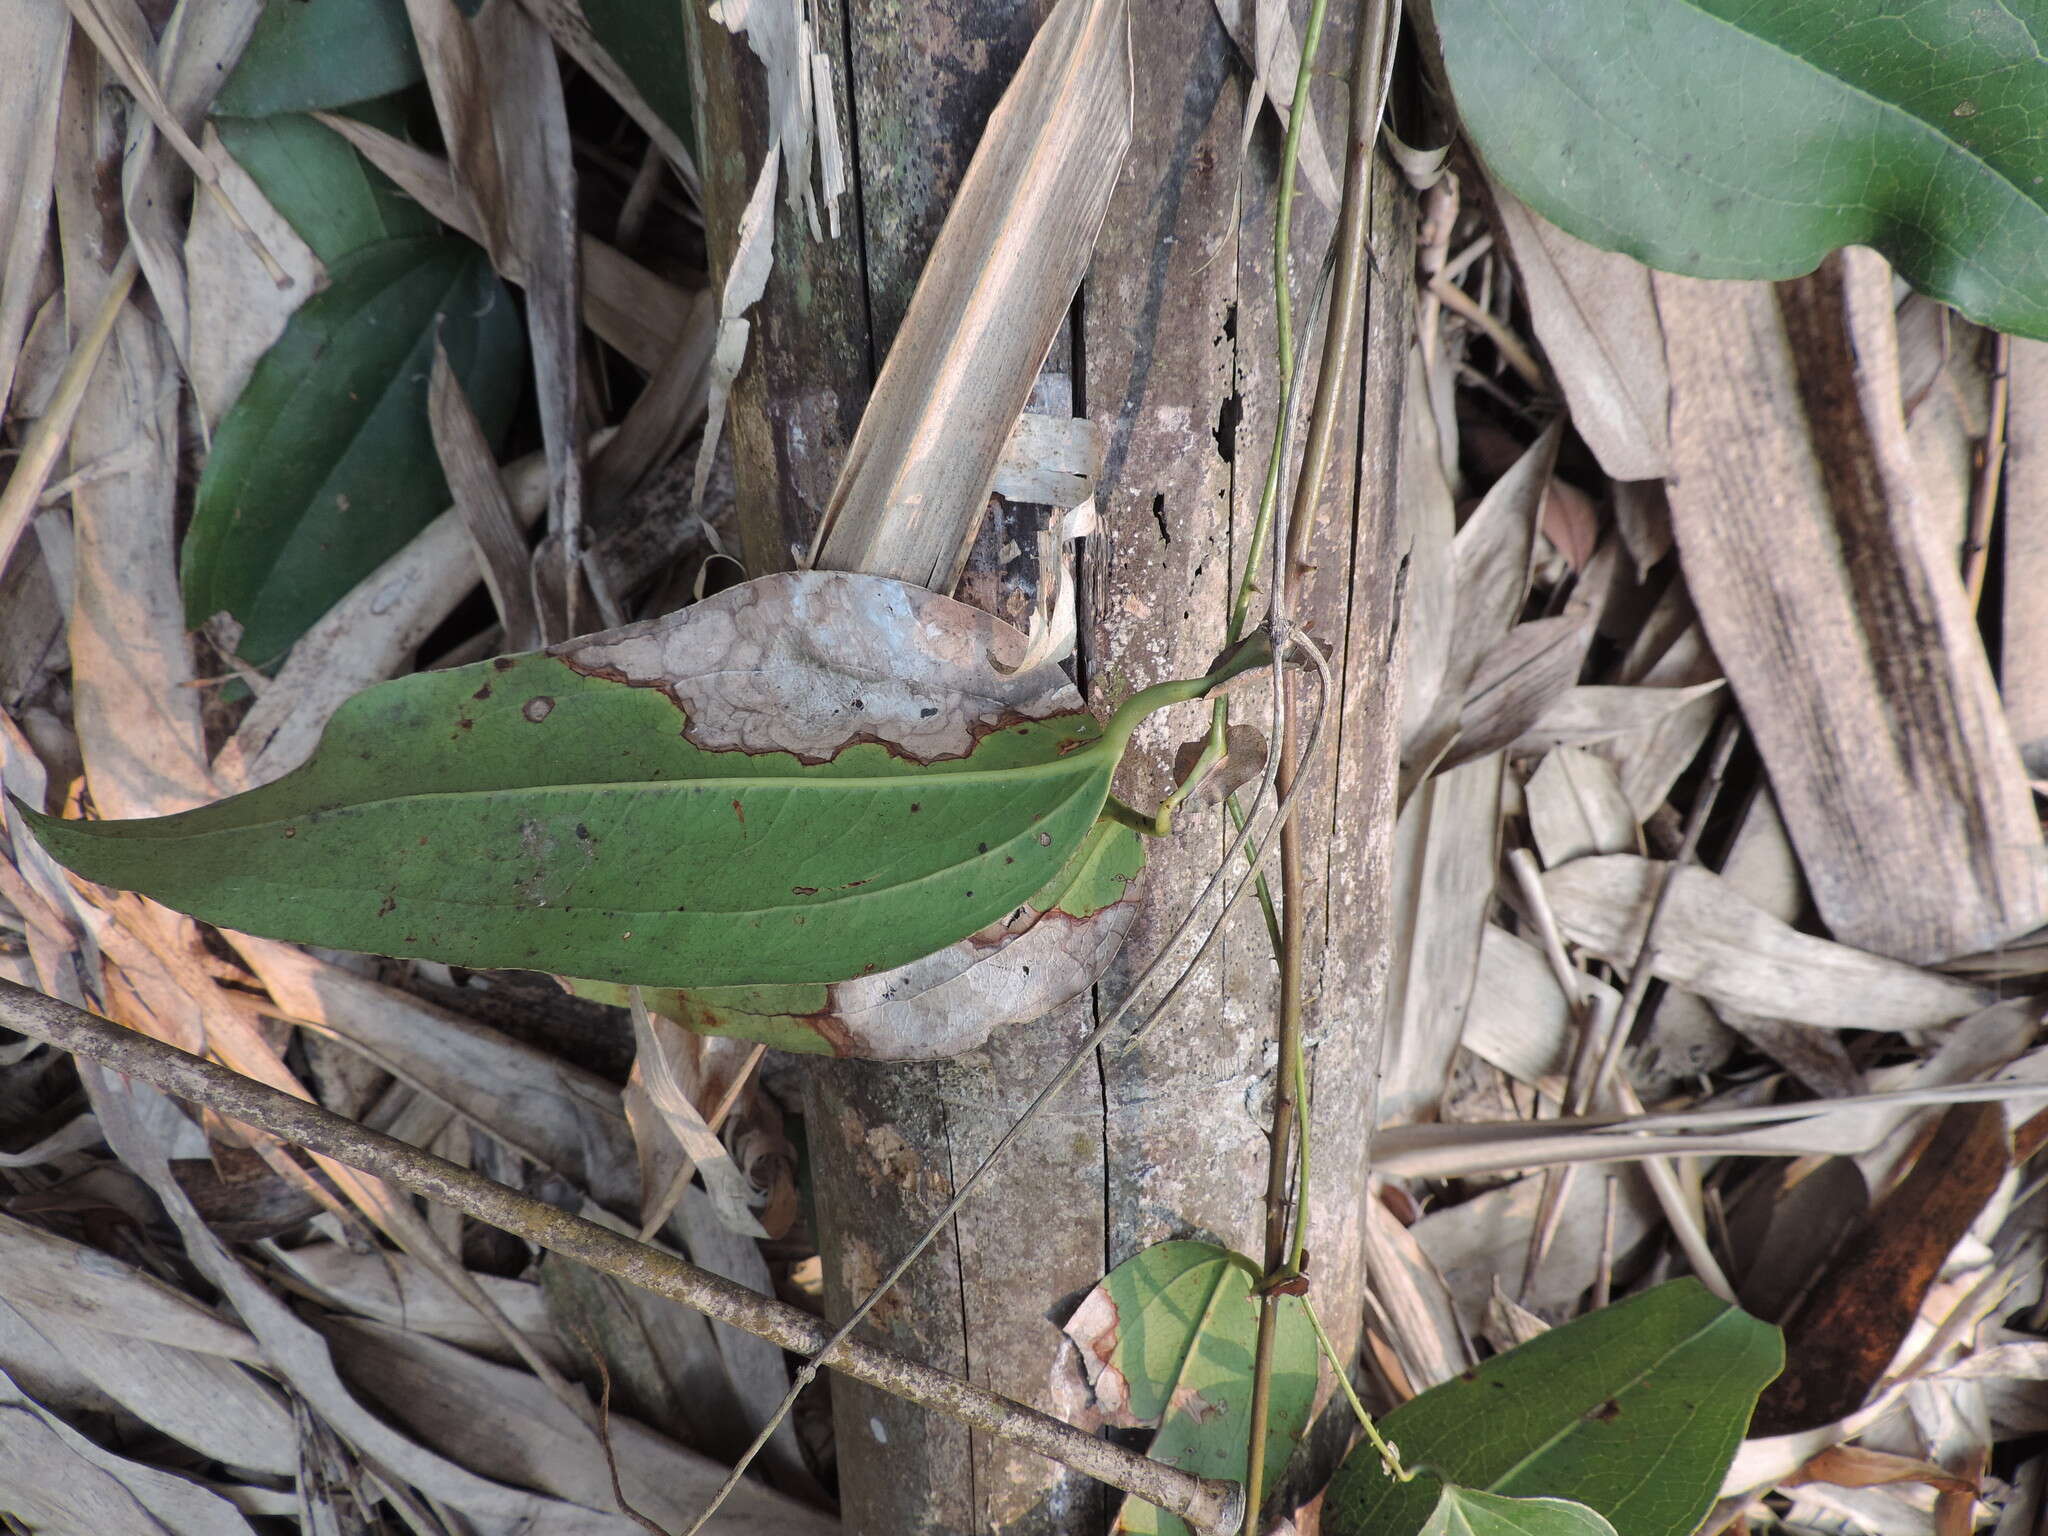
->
[0,977,1242,1536]
[1963,331,2011,609]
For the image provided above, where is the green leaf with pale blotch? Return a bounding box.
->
[23,574,1263,1000]
[1423,1490,1616,1536]
[1063,1241,1316,1536]
[181,237,523,666]
[568,818,1146,1058]
[1434,0,2048,336]
[215,0,422,117]
[1326,1280,1781,1536]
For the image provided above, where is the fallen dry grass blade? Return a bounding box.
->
[1658,251,2048,963]
[1544,855,1993,1031]
[808,0,1132,587]
[1489,187,1667,480]
[2006,337,2048,776]
[0,0,68,421]
[404,0,510,262]
[517,0,703,203]
[474,0,598,630]
[430,335,542,651]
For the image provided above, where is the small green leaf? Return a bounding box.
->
[214,107,438,265]
[215,0,423,117]
[1064,1241,1317,1536]
[1423,1489,1617,1536]
[181,236,524,666]
[20,576,1263,993]
[1326,1280,1781,1536]
[1435,0,2048,336]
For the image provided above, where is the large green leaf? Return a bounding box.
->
[568,818,1147,1057]
[22,576,1262,993]
[1064,1241,1317,1536]
[1326,1280,1781,1536]
[214,0,422,117]
[1434,0,2048,336]
[181,237,524,667]
[214,107,438,265]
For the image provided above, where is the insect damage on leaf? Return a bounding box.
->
[21,574,1263,1011]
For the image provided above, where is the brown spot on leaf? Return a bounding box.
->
[522,696,555,723]
[731,798,745,823]
[472,682,493,700]
[376,895,396,917]
[491,656,516,671]
[1587,1398,1621,1422]
[282,827,296,838]
[792,885,819,896]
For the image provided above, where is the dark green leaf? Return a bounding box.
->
[181,237,524,666]
[582,0,697,157]
[1064,1241,1317,1536]
[214,107,437,265]
[215,0,423,117]
[1326,1280,1781,1536]
[1434,0,2048,336]
[23,575,1263,993]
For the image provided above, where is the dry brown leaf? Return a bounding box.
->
[1609,478,1673,579]
[52,49,212,822]
[809,0,1131,587]
[2007,337,2048,776]
[0,1366,263,1536]
[429,334,542,651]
[1490,188,1668,480]
[1789,1445,1977,1496]
[1399,346,1460,756]
[473,0,594,628]
[1509,679,1725,757]
[1543,855,1992,1031]
[404,0,508,260]
[1363,1193,1474,1391]
[275,1240,567,1371]
[1458,923,1606,1099]
[1382,753,1503,1123]
[0,0,68,420]
[326,1317,833,1532]
[1658,252,2047,963]
[184,124,321,432]
[628,1002,765,1238]
[1211,0,1339,210]
[1446,605,1595,768]
[1410,1165,1661,1328]
[1524,747,1636,867]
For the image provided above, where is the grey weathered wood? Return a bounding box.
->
[694,1,1411,1529]
[1658,255,2047,964]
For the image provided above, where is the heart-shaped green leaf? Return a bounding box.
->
[214,0,423,118]
[24,574,1260,995]
[181,236,524,667]
[1064,1241,1317,1536]
[1423,1489,1616,1536]
[1326,1280,1780,1536]
[1434,0,2048,337]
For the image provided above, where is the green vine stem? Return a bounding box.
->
[1242,0,1399,1526]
